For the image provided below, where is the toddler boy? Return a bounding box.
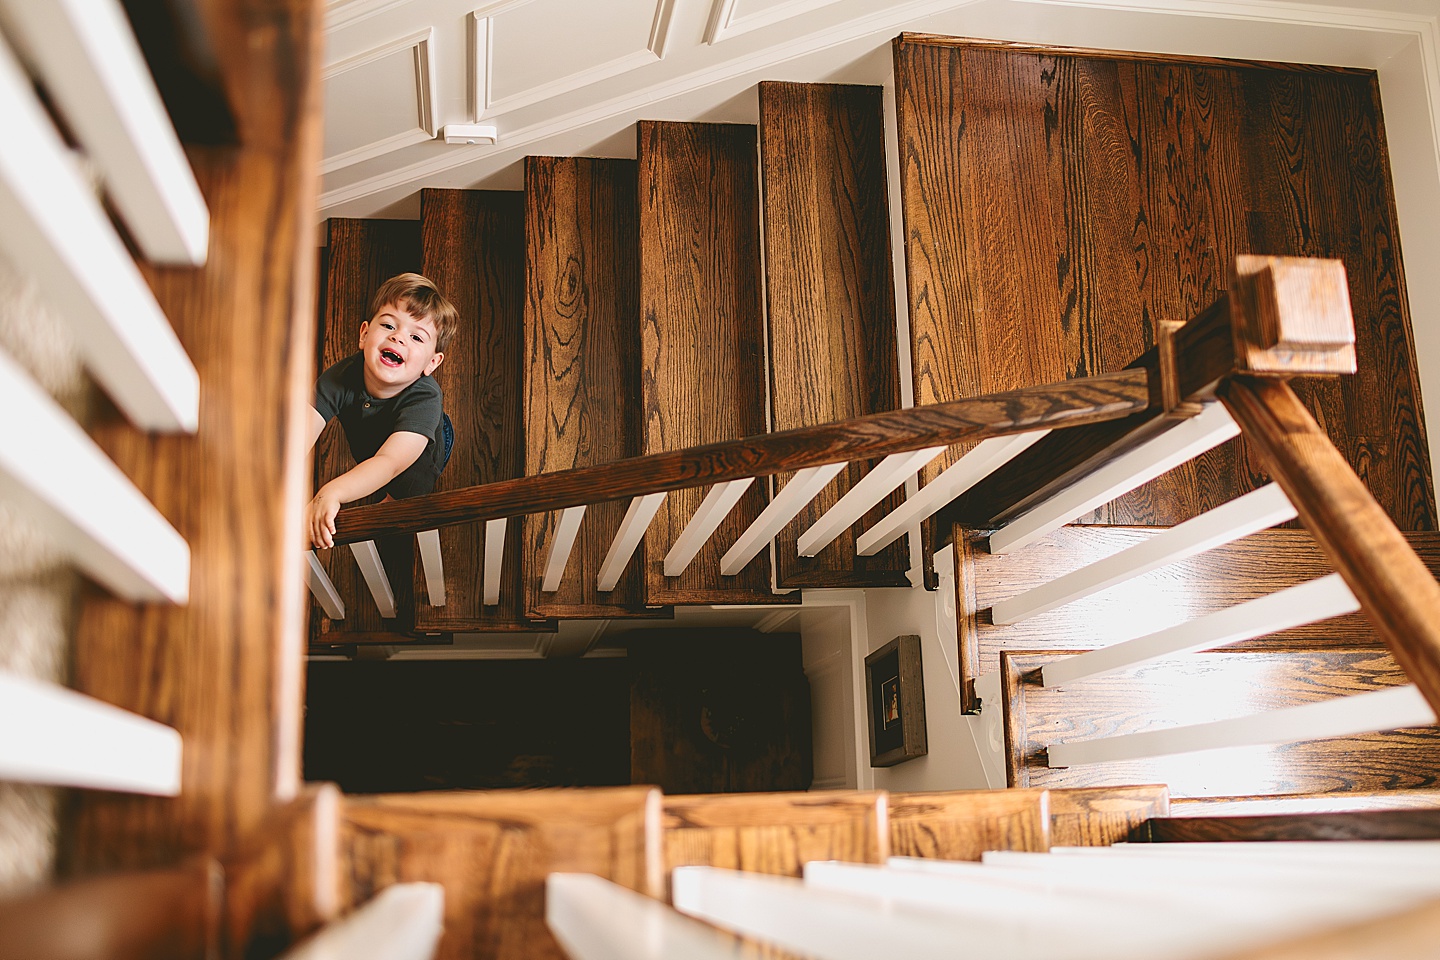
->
[306,273,457,549]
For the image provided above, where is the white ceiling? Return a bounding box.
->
[318,0,1440,220]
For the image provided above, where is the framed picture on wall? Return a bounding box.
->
[864,634,927,767]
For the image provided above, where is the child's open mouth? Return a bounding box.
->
[379,349,404,367]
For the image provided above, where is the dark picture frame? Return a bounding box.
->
[864,634,927,767]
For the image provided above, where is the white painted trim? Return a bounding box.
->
[0,32,199,433]
[707,0,849,44]
[649,0,682,58]
[720,463,846,575]
[1041,573,1359,686]
[279,883,444,960]
[0,352,190,603]
[322,28,438,174]
[1047,684,1437,767]
[990,403,1241,555]
[798,447,946,557]
[306,551,346,619]
[417,529,445,606]
[319,0,977,210]
[547,873,753,960]
[325,0,414,32]
[993,483,1297,624]
[0,0,209,265]
[321,128,435,176]
[541,505,586,592]
[469,11,490,120]
[597,492,666,591]
[664,478,755,577]
[349,540,397,618]
[483,517,506,605]
[856,432,1050,557]
[0,670,182,796]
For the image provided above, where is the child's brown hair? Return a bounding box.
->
[369,273,459,351]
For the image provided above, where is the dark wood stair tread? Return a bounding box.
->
[521,156,667,619]
[1133,808,1440,843]
[758,81,909,589]
[636,120,778,605]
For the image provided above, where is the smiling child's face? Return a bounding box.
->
[358,301,444,398]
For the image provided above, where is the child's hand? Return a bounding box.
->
[306,489,342,549]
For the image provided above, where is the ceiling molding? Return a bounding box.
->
[322,27,440,175]
[318,0,1440,214]
[706,0,848,45]
[469,10,488,122]
[326,0,414,32]
[479,0,670,116]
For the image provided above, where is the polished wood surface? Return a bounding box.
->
[637,121,774,604]
[522,156,663,619]
[313,218,421,643]
[220,784,340,959]
[333,368,1151,542]
[1172,790,1440,817]
[662,792,887,894]
[1002,649,1440,797]
[1136,809,1440,843]
[888,789,1049,860]
[0,860,221,960]
[1220,376,1440,715]
[759,81,908,588]
[893,35,1434,530]
[1048,785,1170,847]
[68,0,323,871]
[412,189,549,631]
[344,787,661,960]
[957,525,1440,706]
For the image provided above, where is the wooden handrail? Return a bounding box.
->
[1218,374,1440,715]
[331,370,1152,544]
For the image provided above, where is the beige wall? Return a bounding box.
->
[0,254,92,894]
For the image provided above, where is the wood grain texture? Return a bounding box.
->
[1171,790,1440,817]
[0,860,221,960]
[892,35,1434,530]
[637,121,775,604]
[958,525,1440,703]
[343,787,662,960]
[1002,649,1440,797]
[888,789,1049,859]
[523,156,666,619]
[1137,809,1440,843]
[661,792,887,895]
[220,784,340,960]
[412,189,551,631]
[313,218,422,642]
[334,369,1150,542]
[1219,376,1440,715]
[1047,785,1170,847]
[759,82,909,588]
[67,0,323,872]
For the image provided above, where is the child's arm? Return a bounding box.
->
[307,407,327,449]
[305,430,429,549]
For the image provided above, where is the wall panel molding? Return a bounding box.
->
[321,27,439,175]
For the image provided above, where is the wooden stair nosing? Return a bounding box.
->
[958,527,1440,712]
[636,119,779,605]
[1000,648,1440,798]
[521,155,669,619]
[1133,808,1440,843]
[758,80,910,589]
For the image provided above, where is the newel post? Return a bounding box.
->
[1209,256,1440,716]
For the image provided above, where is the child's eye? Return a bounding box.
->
[411,334,423,342]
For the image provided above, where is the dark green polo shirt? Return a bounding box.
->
[313,352,444,500]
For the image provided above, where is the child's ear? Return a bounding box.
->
[357,320,370,348]
[424,352,444,376]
